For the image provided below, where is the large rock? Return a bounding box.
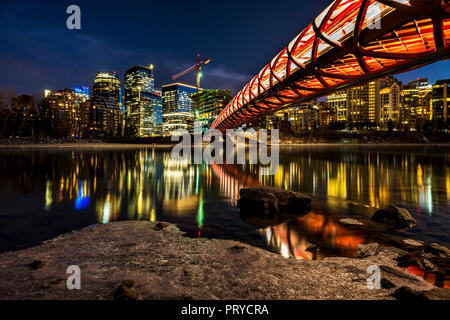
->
[422,243,450,258]
[113,280,142,301]
[357,243,379,258]
[238,187,311,217]
[371,205,416,229]
[392,287,450,300]
[420,288,450,300]
[30,260,46,270]
[428,257,450,274]
[392,287,425,300]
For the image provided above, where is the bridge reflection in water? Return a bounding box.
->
[210,146,450,288]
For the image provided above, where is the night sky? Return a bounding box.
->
[1,0,449,97]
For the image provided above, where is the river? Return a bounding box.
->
[0,145,449,286]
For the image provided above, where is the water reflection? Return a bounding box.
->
[210,146,450,287]
[0,146,449,287]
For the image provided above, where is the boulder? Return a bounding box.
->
[418,258,437,272]
[238,187,311,217]
[114,280,142,301]
[339,218,364,226]
[371,205,416,229]
[154,221,171,231]
[428,257,450,274]
[419,288,450,300]
[306,245,319,253]
[395,253,416,268]
[402,239,424,247]
[380,278,396,289]
[357,243,379,258]
[422,243,450,258]
[392,287,450,300]
[30,260,46,270]
[392,286,425,300]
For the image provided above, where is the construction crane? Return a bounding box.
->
[172,54,212,92]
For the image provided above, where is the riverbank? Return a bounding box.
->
[1,131,449,148]
[0,143,175,149]
[1,142,450,150]
[0,221,448,300]
[279,130,450,144]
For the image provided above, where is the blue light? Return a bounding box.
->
[74,181,90,210]
[73,86,90,97]
[75,196,90,210]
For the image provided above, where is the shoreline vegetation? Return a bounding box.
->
[0,220,448,300]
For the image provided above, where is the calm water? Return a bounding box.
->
[1,145,449,283]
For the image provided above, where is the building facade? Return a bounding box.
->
[325,76,398,127]
[161,83,197,135]
[432,79,449,125]
[42,88,90,137]
[89,72,122,136]
[124,65,162,137]
[190,89,232,132]
[287,102,319,133]
[401,79,432,129]
[319,102,337,127]
[379,82,401,125]
[328,90,348,122]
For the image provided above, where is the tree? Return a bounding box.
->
[10,95,38,138]
[39,98,58,138]
[387,119,394,132]
[0,108,12,138]
[124,121,138,137]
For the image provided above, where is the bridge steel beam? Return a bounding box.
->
[211,0,450,131]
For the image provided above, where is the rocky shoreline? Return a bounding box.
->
[0,221,448,300]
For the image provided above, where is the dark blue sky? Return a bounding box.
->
[0,0,449,96]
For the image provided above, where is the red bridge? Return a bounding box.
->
[211,0,450,131]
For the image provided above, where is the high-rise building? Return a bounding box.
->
[161,83,197,135]
[190,89,232,132]
[124,65,162,137]
[346,84,367,124]
[379,81,401,125]
[90,72,122,136]
[328,76,397,126]
[327,90,347,122]
[319,102,337,127]
[432,79,449,124]
[42,88,89,137]
[287,102,319,133]
[401,78,432,128]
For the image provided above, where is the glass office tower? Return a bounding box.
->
[124,65,162,136]
[161,83,197,136]
[90,72,122,136]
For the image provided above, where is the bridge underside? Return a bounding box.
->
[212,0,450,131]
